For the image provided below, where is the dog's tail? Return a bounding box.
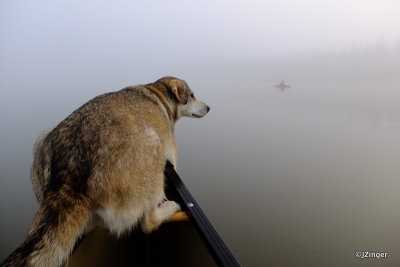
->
[31,128,53,205]
[1,200,89,267]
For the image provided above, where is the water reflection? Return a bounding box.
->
[177,80,400,267]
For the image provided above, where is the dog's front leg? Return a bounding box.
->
[165,146,178,169]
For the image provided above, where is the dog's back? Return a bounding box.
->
[2,77,209,267]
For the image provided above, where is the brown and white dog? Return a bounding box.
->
[1,77,210,267]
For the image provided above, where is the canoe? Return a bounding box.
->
[274,81,290,90]
[66,161,240,267]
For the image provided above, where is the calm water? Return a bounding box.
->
[1,78,400,266]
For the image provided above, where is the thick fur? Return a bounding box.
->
[1,77,209,267]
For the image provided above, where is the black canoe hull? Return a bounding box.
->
[66,221,218,267]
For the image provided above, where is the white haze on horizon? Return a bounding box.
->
[0,0,399,66]
[1,0,399,116]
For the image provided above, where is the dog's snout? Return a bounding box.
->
[206,105,210,113]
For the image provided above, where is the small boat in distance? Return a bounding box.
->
[274,80,291,90]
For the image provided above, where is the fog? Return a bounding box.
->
[1,1,400,266]
[1,0,399,76]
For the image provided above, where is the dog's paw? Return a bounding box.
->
[159,200,181,219]
[160,200,181,212]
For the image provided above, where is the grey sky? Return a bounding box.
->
[1,0,399,66]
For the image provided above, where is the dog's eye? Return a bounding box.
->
[190,93,194,98]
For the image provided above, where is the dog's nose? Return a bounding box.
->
[206,106,210,113]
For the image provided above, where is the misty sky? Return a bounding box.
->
[1,0,399,67]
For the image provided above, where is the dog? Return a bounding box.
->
[1,77,210,267]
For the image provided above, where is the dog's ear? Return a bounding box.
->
[171,80,188,105]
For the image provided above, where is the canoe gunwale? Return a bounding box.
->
[164,161,241,267]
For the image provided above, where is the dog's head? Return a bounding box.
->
[155,76,210,120]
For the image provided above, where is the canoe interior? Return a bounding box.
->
[66,221,218,267]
